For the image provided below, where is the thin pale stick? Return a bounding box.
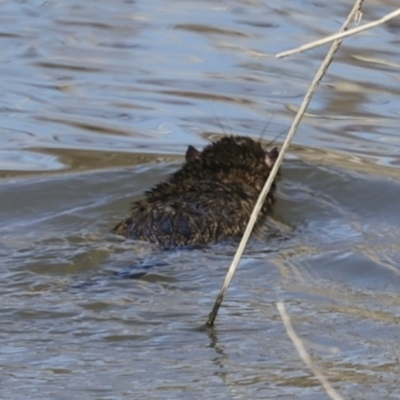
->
[277,302,344,400]
[277,7,400,59]
[206,0,364,327]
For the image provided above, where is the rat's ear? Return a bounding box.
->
[265,147,278,168]
[185,145,201,162]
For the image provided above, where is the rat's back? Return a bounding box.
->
[112,136,278,247]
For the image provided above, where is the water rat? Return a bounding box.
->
[113,135,279,247]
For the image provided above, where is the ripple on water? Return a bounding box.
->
[1,0,400,399]
[0,150,66,171]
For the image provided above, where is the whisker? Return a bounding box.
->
[208,103,227,136]
[258,113,274,144]
[265,129,286,148]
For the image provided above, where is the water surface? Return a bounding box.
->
[1,1,400,399]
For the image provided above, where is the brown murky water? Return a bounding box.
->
[1,0,400,399]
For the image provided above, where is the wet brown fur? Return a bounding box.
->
[113,136,278,247]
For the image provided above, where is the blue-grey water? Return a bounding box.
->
[1,1,400,399]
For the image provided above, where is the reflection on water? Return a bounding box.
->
[1,0,400,399]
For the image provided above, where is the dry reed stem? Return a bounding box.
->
[276,7,400,59]
[277,302,344,400]
[206,0,364,327]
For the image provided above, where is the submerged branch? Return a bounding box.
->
[277,302,344,400]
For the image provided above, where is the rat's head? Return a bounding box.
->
[184,136,279,191]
